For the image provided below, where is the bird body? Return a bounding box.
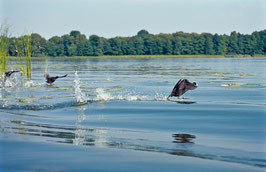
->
[45,73,67,84]
[169,79,197,98]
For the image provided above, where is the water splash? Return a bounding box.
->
[121,94,148,101]
[24,80,44,88]
[94,88,149,102]
[94,88,113,101]
[74,71,88,104]
[25,80,34,87]
[0,72,22,88]
[154,93,168,101]
[4,78,14,87]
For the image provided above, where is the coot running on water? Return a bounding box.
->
[168,79,197,99]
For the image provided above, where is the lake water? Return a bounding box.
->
[0,57,265,171]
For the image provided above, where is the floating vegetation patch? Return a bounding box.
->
[11,120,25,125]
[240,73,256,76]
[221,83,248,87]
[214,72,227,76]
[247,84,259,87]
[107,86,124,91]
[156,80,169,83]
[221,83,263,88]
[145,74,153,77]
[42,95,54,99]
[18,97,39,103]
[56,87,73,90]
[159,66,168,69]
[65,94,75,97]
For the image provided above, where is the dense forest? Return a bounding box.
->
[7,29,266,57]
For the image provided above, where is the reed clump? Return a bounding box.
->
[0,24,10,76]
[22,34,32,79]
[14,33,32,80]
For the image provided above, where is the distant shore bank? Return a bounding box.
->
[8,54,265,59]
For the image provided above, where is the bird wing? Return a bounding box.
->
[180,79,197,96]
[45,74,54,84]
[44,73,50,80]
[171,79,194,97]
[5,71,19,77]
[177,79,189,97]
[169,79,197,98]
[183,79,196,90]
[45,73,67,84]
[170,79,183,97]
[57,74,67,78]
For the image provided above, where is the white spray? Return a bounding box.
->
[74,71,88,104]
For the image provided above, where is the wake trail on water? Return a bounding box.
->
[0,71,169,110]
[74,71,168,103]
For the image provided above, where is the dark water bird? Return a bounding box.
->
[4,70,20,77]
[44,73,67,85]
[172,133,196,143]
[168,79,197,99]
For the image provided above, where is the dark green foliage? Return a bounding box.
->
[7,29,266,57]
[137,30,149,38]
[89,35,103,56]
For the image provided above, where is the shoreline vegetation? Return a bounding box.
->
[1,24,265,74]
[6,29,266,58]
[7,54,265,59]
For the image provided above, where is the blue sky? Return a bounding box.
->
[1,0,265,39]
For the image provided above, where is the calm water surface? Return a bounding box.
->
[0,57,265,171]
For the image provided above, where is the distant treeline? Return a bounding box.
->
[8,29,266,57]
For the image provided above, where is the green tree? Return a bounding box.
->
[213,34,227,55]
[89,35,103,56]
[6,29,266,57]
[227,31,239,54]
[137,29,149,38]
[133,37,145,55]
[48,36,65,56]
[143,35,156,55]
[203,33,215,55]
[30,33,47,57]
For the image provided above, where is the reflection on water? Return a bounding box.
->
[3,115,265,168]
[176,101,196,104]
[73,105,87,146]
[74,71,88,104]
[0,57,266,168]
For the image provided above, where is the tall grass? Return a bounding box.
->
[45,58,48,74]
[23,34,32,79]
[15,33,32,79]
[0,24,10,76]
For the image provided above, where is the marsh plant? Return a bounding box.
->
[12,33,33,80]
[0,24,10,77]
[21,34,32,79]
